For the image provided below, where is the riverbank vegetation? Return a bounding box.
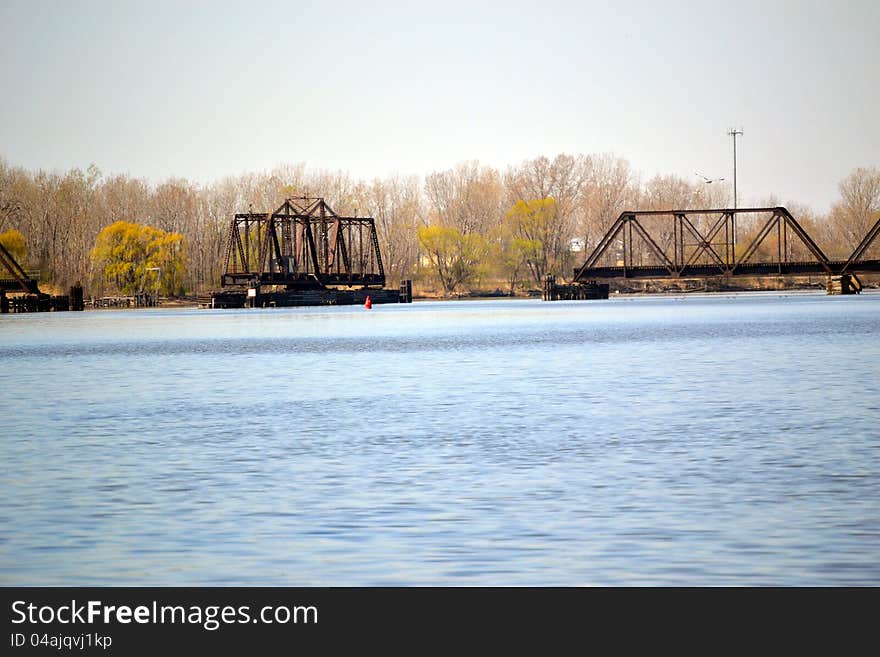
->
[0,156,877,297]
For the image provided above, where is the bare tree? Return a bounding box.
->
[424,161,502,235]
[0,158,27,233]
[829,166,880,254]
[356,176,422,285]
[580,154,636,250]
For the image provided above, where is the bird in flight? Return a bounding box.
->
[696,172,725,184]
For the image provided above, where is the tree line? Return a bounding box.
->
[0,155,877,296]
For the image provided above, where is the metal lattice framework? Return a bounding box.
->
[222,197,385,289]
[0,241,41,294]
[574,207,880,282]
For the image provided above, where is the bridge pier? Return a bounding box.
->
[826,274,862,295]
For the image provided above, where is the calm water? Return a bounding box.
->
[1,292,879,585]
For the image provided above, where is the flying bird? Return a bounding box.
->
[695,172,725,184]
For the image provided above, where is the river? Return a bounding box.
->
[1,292,878,584]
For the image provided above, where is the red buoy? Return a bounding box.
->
[364,295,372,309]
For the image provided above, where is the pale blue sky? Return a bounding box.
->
[1,0,877,212]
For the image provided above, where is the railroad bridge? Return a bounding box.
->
[572,207,880,294]
[222,196,385,289]
[212,196,411,307]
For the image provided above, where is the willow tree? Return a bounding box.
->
[505,197,560,284]
[91,221,186,296]
[417,224,489,295]
[489,221,539,295]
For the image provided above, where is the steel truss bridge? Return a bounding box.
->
[222,197,385,289]
[573,207,880,283]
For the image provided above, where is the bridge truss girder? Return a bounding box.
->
[222,197,385,289]
[574,207,880,281]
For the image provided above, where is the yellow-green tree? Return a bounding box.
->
[417,224,489,294]
[505,197,558,284]
[490,222,539,294]
[0,228,28,264]
[91,221,186,296]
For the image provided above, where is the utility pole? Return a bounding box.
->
[727,127,743,261]
[727,128,743,209]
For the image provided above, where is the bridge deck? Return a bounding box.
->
[0,277,41,293]
[577,260,880,280]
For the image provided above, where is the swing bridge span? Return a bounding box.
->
[221,196,385,289]
[211,196,411,307]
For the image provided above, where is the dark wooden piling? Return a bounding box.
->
[69,283,84,311]
[826,274,862,295]
[399,279,413,303]
[542,275,609,301]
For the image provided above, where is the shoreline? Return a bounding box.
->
[66,286,880,311]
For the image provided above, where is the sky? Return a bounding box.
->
[1,0,878,213]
